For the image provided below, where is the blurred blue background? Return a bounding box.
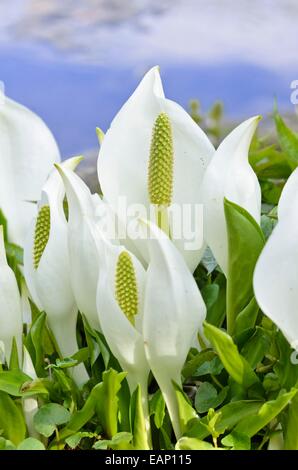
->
[0,0,297,157]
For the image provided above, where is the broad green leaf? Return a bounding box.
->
[95,369,126,439]
[250,145,291,179]
[93,432,133,450]
[130,385,150,450]
[0,436,16,450]
[186,400,262,439]
[65,431,97,449]
[55,382,104,446]
[182,350,216,380]
[241,327,271,369]
[195,383,228,414]
[260,178,284,205]
[235,388,297,437]
[0,391,26,444]
[17,438,45,450]
[221,431,250,450]
[205,274,226,327]
[149,389,166,429]
[0,370,31,396]
[204,322,260,389]
[194,356,224,377]
[202,284,219,311]
[175,437,215,450]
[284,392,298,450]
[33,403,71,437]
[173,382,197,435]
[274,332,298,389]
[274,111,298,169]
[224,199,265,335]
[234,298,259,336]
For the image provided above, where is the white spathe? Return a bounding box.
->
[201,116,261,275]
[142,220,206,439]
[24,157,89,387]
[0,95,60,246]
[55,164,115,331]
[22,346,39,439]
[97,66,215,272]
[95,230,151,447]
[254,167,298,350]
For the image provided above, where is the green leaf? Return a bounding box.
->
[274,111,298,169]
[221,431,250,450]
[173,382,197,435]
[65,432,97,449]
[82,315,110,368]
[186,400,262,439]
[0,391,26,445]
[274,332,298,389]
[205,274,226,327]
[25,312,48,376]
[0,370,31,396]
[202,284,219,311]
[93,432,133,450]
[195,383,228,413]
[204,322,260,389]
[175,437,215,450]
[9,337,20,370]
[260,179,284,205]
[54,382,104,446]
[149,389,165,429]
[17,438,45,450]
[130,384,150,450]
[234,298,260,336]
[250,145,291,179]
[241,327,271,369]
[235,388,297,437]
[261,214,277,240]
[182,350,216,380]
[224,199,265,335]
[95,368,126,439]
[0,210,8,241]
[33,403,71,437]
[194,356,224,377]
[5,242,24,265]
[284,392,298,449]
[0,436,16,450]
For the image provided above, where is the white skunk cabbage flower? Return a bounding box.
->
[22,346,39,439]
[98,66,215,272]
[96,231,150,445]
[24,157,88,387]
[201,116,261,275]
[142,220,206,439]
[254,167,298,350]
[55,164,114,331]
[0,93,60,246]
[0,226,23,364]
